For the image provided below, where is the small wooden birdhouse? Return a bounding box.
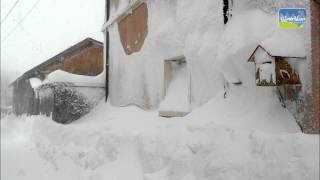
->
[248,31,306,86]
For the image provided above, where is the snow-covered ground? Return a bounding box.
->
[1,1,318,179]
[1,89,319,180]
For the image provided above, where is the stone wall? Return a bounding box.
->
[62,46,103,76]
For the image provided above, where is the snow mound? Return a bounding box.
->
[260,30,306,58]
[34,69,105,88]
[1,104,319,180]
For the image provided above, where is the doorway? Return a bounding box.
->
[159,55,191,117]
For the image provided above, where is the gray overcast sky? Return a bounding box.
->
[1,0,105,79]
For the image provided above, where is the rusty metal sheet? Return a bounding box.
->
[118,3,148,55]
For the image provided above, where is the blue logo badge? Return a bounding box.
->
[279,8,306,29]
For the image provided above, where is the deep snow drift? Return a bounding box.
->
[1,93,319,180]
[2,0,318,180]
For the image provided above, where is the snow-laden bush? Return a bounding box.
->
[37,82,92,124]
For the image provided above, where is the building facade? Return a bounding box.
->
[103,0,225,111]
[102,0,319,133]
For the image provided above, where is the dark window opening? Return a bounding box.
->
[223,0,232,24]
[262,61,272,64]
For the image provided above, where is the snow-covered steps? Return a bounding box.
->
[159,56,191,117]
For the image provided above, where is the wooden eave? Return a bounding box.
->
[10,38,103,86]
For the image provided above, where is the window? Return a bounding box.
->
[223,0,232,24]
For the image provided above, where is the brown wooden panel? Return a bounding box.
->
[118,3,148,55]
[36,43,103,77]
[255,62,277,86]
[43,61,63,74]
[275,57,301,85]
[62,47,103,76]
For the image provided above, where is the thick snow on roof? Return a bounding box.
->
[101,0,141,31]
[29,77,43,89]
[216,9,276,84]
[260,30,306,58]
[41,70,105,88]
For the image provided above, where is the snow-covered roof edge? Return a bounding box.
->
[248,29,307,62]
[101,0,145,32]
[32,69,105,89]
[10,38,103,86]
[248,45,306,62]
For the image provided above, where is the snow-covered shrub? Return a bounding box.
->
[37,82,93,124]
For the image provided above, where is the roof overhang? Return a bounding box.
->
[101,0,145,32]
[10,38,103,86]
[248,45,306,62]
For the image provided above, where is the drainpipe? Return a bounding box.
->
[105,0,110,101]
